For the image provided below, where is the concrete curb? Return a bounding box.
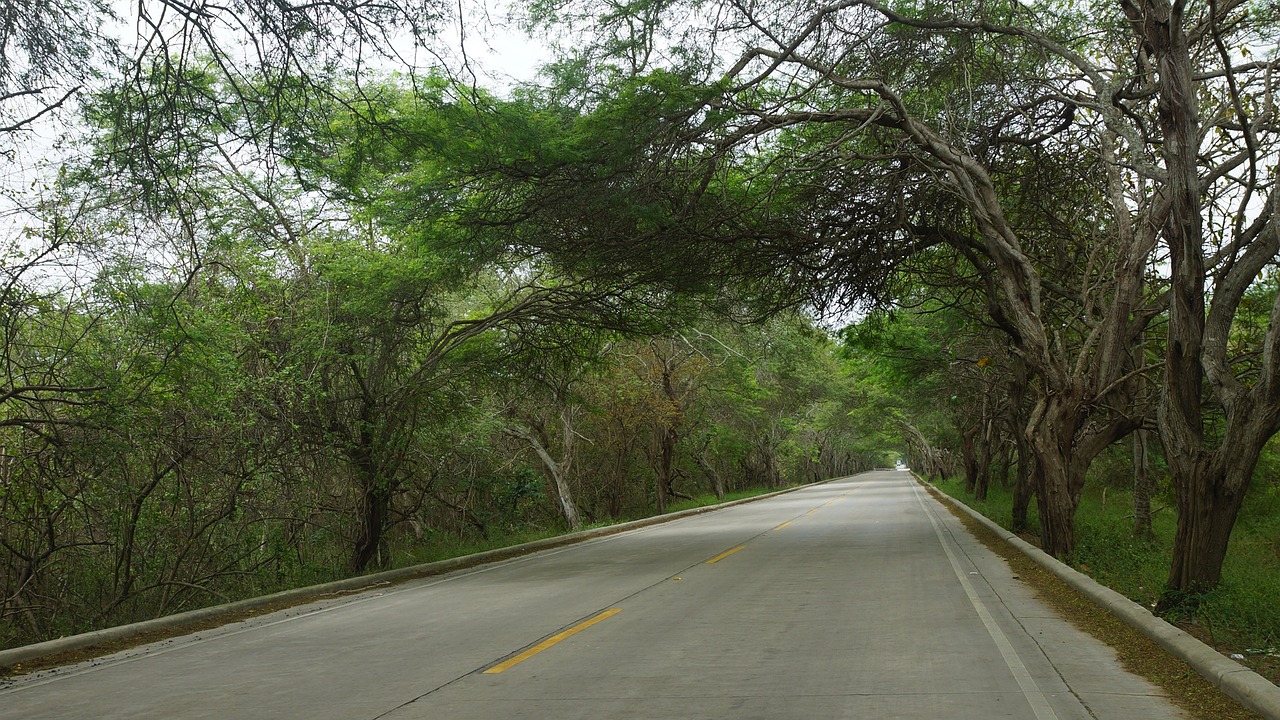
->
[0,478,831,671]
[922,478,1280,720]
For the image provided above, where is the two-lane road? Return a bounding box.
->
[0,472,1184,719]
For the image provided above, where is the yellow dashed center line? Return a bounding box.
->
[705,545,746,564]
[483,608,622,674]
[773,521,792,531]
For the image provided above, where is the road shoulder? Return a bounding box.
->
[921,477,1273,720]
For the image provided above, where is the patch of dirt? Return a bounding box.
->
[922,483,1265,720]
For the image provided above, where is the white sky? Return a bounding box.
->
[0,1,557,291]
[453,3,554,91]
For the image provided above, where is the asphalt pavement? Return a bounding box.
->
[0,471,1185,719]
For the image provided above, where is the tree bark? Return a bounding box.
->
[995,442,1012,490]
[961,425,978,494]
[518,411,582,530]
[654,355,684,513]
[1133,429,1153,539]
[1010,449,1036,535]
[1123,0,1280,602]
[1160,405,1278,604]
[693,449,726,500]
[1026,388,1129,556]
[347,404,397,573]
[1031,444,1084,557]
[350,477,392,573]
[1163,459,1247,602]
[656,425,675,513]
[974,416,994,501]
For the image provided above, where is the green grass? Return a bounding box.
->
[389,484,798,572]
[932,477,1280,654]
[392,526,569,567]
[666,485,794,513]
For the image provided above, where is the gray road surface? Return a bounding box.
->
[0,471,1184,719]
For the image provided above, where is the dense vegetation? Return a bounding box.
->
[1,0,1279,659]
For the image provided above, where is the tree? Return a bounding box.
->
[496,336,600,531]
[524,0,1280,569]
[633,337,703,512]
[1116,0,1280,603]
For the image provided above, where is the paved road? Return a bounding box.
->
[0,471,1184,719]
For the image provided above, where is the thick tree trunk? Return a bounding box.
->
[1160,412,1276,604]
[1027,391,1103,558]
[1130,4,1272,606]
[1162,461,1247,604]
[655,363,683,513]
[1008,357,1035,533]
[350,478,392,573]
[656,426,676,513]
[996,442,1012,490]
[349,419,396,573]
[548,465,581,529]
[1032,449,1086,557]
[974,418,994,501]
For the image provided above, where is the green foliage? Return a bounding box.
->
[12,0,1279,661]
[1,56,913,648]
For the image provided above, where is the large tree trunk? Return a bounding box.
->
[1160,409,1277,604]
[1126,1,1280,604]
[1031,445,1088,558]
[1163,459,1247,602]
[995,441,1012,490]
[1026,388,1121,557]
[656,425,676,513]
[693,449,726,500]
[349,417,397,573]
[1007,356,1035,533]
[974,417,994,501]
[654,360,684,513]
[350,477,392,573]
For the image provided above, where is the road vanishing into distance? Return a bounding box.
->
[0,471,1184,719]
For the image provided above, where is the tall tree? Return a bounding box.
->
[1119,0,1280,603]
[524,0,1280,599]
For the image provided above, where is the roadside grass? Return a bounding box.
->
[932,476,1280,680]
[391,485,794,569]
[666,486,792,513]
[1,481,804,677]
[923,482,1264,720]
